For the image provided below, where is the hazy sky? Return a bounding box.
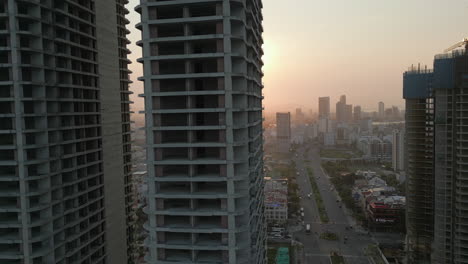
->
[127,0,468,113]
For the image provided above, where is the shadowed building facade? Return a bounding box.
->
[403,67,434,264]
[432,50,468,264]
[404,50,468,264]
[0,0,133,263]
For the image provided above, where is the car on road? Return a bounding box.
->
[300,207,304,212]
[305,224,311,234]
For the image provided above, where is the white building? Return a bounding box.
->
[357,136,392,160]
[307,123,319,139]
[264,178,288,223]
[318,117,333,133]
[324,132,336,146]
[392,129,405,172]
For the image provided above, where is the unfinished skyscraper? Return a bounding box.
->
[404,45,468,263]
[403,66,434,264]
[136,0,266,263]
[0,0,132,263]
[432,49,468,264]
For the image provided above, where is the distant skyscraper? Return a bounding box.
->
[318,97,331,118]
[0,1,133,263]
[392,106,400,120]
[344,104,353,122]
[340,95,347,104]
[336,101,344,121]
[277,113,292,153]
[378,101,385,119]
[295,108,305,124]
[308,109,314,121]
[336,95,352,123]
[354,105,362,121]
[136,1,266,263]
[392,129,405,172]
[318,118,333,134]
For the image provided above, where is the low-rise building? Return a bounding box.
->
[352,174,405,231]
[366,196,406,231]
[357,136,392,160]
[356,170,378,179]
[323,132,336,146]
[265,178,288,223]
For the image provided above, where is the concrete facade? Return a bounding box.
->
[432,50,468,264]
[135,0,266,263]
[0,0,132,263]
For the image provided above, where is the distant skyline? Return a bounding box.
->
[126,0,468,113]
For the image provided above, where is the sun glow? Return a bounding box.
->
[262,41,277,72]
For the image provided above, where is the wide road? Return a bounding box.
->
[292,144,373,264]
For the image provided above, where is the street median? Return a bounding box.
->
[307,167,329,223]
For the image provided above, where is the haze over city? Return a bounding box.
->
[4,0,468,263]
[127,0,468,114]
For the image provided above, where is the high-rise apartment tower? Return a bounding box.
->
[336,95,352,123]
[0,0,133,263]
[276,112,291,153]
[392,129,405,172]
[378,101,385,119]
[353,105,362,121]
[318,97,330,119]
[136,0,266,263]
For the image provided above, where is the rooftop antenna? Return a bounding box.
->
[444,38,468,53]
